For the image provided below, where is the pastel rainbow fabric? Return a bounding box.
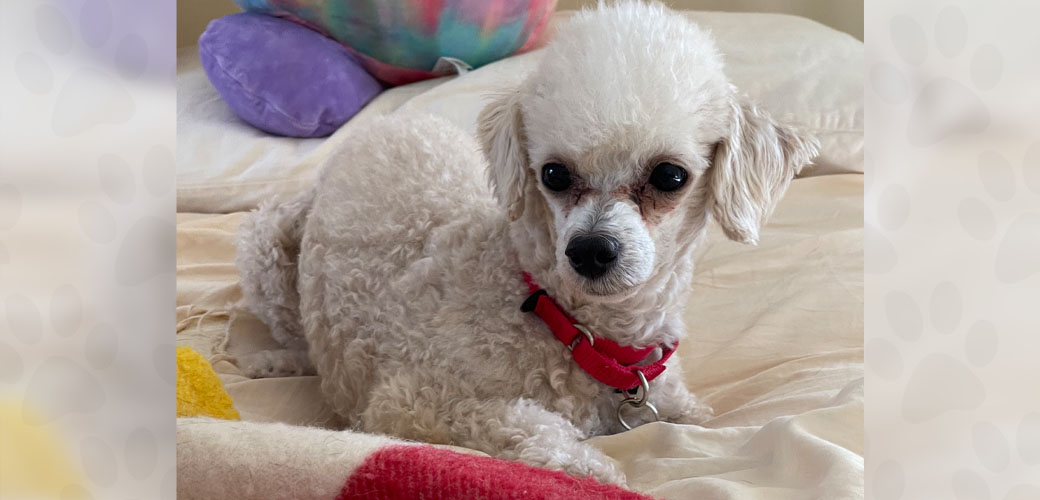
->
[234,0,557,85]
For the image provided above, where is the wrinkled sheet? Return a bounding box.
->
[176,173,863,499]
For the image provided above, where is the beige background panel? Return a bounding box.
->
[178,0,240,49]
[177,0,863,47]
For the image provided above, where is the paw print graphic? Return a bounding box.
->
[867,153,1040,497]
[868,283,1040,499]
[959,146,1040,283]
[79,149,175,287]
[2,280,168,498]
[867,282,991,423]
[70,105,176,500]
[947,414,1040,500]
[13,0,175,139]
[871,5,1003,146]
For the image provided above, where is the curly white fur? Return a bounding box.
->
[235,1,817,485]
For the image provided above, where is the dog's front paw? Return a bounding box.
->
[550,446,627,486]
[234,349,314,378]
[566,457,627,486]
[673,400,714,425]
[516,437,627,486]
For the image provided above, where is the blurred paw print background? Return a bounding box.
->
[867,0,1040,499]
[1,0,175,498]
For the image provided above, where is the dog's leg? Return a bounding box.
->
[474,398,626,485]
[235,187,315,350]
[232,348,315,378]
[361,389,626,485]
[650,361,714,425]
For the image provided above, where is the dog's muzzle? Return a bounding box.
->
[564,234,619,279]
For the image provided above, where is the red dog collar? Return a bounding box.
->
[520,273,675,390]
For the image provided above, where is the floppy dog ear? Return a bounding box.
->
[478,90,529,221]
[709,99,819,245]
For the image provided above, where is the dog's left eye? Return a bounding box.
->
[541,163,572,192]
[649,162,688,192]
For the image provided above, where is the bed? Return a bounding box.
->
[176,10,863,499]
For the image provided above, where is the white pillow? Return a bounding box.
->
[177,11,862,213]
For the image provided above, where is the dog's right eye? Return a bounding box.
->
[541,163,572,192]
[649,162,688,192]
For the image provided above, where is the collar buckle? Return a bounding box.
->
[520,289,547,312]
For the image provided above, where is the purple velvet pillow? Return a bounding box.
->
[199,13,382,138]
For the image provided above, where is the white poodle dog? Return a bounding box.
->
[235,0,817,485]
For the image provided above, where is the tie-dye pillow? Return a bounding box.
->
[233,0,557,85]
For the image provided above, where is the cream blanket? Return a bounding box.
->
[176,174,863,499]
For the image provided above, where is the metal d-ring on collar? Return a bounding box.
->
[616,370,660,430]
[569,323,596,351]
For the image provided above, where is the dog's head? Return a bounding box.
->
[479,1,818,299]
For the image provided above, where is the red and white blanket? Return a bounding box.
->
[176,417,653,500]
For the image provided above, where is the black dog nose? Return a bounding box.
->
[565,235,619,279]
